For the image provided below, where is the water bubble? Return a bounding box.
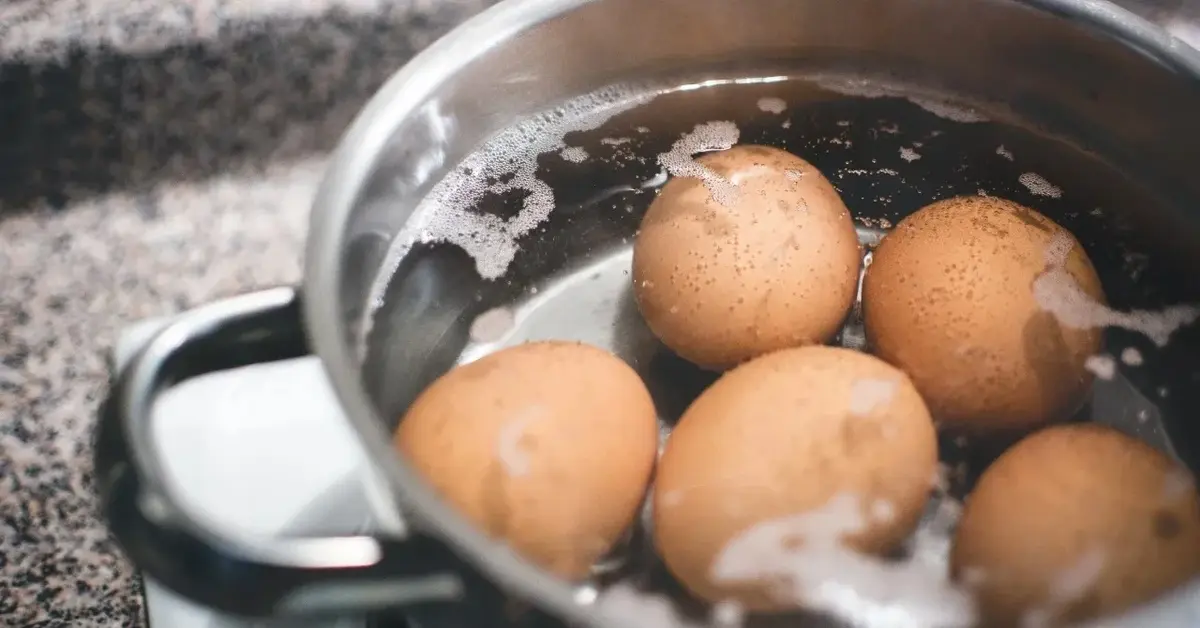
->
[1120,347,1144,366]
[1084,354,1116,381]
[657,121,741,206]
[1018,172,1063,199]
[756,97,788,114]
[560,146,590,163]
[469,306,515,343]
[368,84,653,285]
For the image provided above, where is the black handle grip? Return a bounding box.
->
[94,287,469,617]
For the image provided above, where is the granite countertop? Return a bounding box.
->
[0,1,493,625]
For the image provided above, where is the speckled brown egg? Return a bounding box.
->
[653,346,938,609]
[951,423,1200,627]
[394,340,659,579]
[632,145,861,371]
[862,195,1105,433]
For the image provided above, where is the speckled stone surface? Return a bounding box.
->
[0,1,494,625]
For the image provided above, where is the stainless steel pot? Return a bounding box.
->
[97,0,1200,626]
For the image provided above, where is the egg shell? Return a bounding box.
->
[393,340,659,579]
[653,345,938,609]
[862,195,1105,433]
[951,423,1200,627]
[632,145,861,371]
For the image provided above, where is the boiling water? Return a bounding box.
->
[363,74,1200,628]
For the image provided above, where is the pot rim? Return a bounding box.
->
[304,1,1200,626]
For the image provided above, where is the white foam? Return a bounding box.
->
[560,146,590,163]
[1033,234,1200,346]
[601,137,632,146]
[1052,549,1106,601]
[496,417,534,477]
[844,168,899,176]
[757,97,788,114]
[469,307,515,343]
[597,584,700,628]
[910,495,962,576]
[711,601,745,627]
[1163,469,1195,502]
[1018,173,1063,199]
[900,147,921,162]
[1034,269,1199,347]
[784,169,805,182]
[1120,347,1144,367]
[1084,354,1116,380]
[813,76,989,123]
[710,493,976,628]
[1020,548,1107,628]
[656,121,741,206]
[908,97,989,123]
[996,145,1014,161]
[849,378,898,416]
[1043,231,1074,267]
[871,499,897,524]
[369,84,654,286]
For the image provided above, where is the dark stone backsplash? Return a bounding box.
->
[0,2,497,214]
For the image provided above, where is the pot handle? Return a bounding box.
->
[94,287,468,617]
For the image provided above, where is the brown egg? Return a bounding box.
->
[951,423,1200,627]
[862,195,1105,433]
[632,145,861,371]
[653,346,938,609]
[394,340,659,579]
